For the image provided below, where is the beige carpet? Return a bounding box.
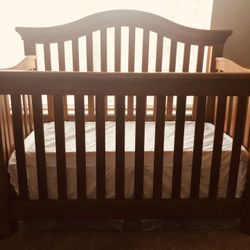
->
[1,229,250,250]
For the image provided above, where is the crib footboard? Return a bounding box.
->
[0,71,250,237]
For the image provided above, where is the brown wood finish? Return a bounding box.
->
[227,96,248,198]
[10,94,29,200]
[74,95,87,199]
[153,95,166,199]
[134,96,146,200]
[96,95,106,199]
[172,96,186,199]
[190,96,206,199]
[53,94,67,200]
[209,96,227,199]
[3,10,250,237]
[115,95,125,199]
[86,33,95,121]
[32,94,48,200]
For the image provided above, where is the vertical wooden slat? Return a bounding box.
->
[22,95,30,136]
[101,29,108,119]
[166,39,177,121]
[206,44,224,122]
[243,98,250,149]
[72,39,80,71]
[32,94,48,200]
[142,29,149,72]
[115,26,121,72]
[58,41,66,71]
[153,34,164,120]
[58,41,68,120]
[75,95,86,199]
[28,95,34,131]
[172,95,186,199]
[134,96,146,199]
[127,27,136,120]
[96,95,106,199]
[11,94,28,200]
[44,43,54,122]
[190,96,206,199]
[227,96,248,198]
[209,96,227,199]
[182,43,191,72]
[192,46,205,120]
[153,96,166,199]
[53,94,67,200]
[101,28,107,72]
[115,95,125,199]
[0,96,8,163]
[1,97,11,159]
[86,33,95,121]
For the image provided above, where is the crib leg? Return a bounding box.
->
[0,203,18,238]
[240,214,250,235]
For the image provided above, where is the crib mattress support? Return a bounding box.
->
[10,199,243,220]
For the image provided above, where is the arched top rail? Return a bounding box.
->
[16,9,232,46]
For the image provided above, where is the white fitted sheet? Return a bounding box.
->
[8,121,248,199]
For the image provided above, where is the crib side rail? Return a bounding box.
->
[0,71,249,202]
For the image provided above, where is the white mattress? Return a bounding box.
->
[8,121,248,199]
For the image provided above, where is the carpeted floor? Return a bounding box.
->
[1,228,250,250]
[0,229,250,250]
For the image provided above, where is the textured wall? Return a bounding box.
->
[211,0,250,66]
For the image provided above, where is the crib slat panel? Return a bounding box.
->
[11,94,28,200]
[192,46,205,120]
[86,33,95,121]
[32,94,48,200]
[227,96,248,198]
[153,96,166,199]
[75,95,86,199]
[142,29,149,72]
[96,95,106,199]
[115,95,125,199]
[127,27,136,120]
[115,26,121,72]
[182,44,191,72]
[172,95,186,199]
[209,96,227,199]
[134,96,146,199]
[166,96,174,120]
[53,94,67,200]
[72,39,80,71]
[190,96,206,199]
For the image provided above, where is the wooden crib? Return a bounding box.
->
[0,10,250,237]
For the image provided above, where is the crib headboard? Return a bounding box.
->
[15,9,232,122]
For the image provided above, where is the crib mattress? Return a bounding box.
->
[8,121,248,199]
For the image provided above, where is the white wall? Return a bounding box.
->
[211,0,250,66]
